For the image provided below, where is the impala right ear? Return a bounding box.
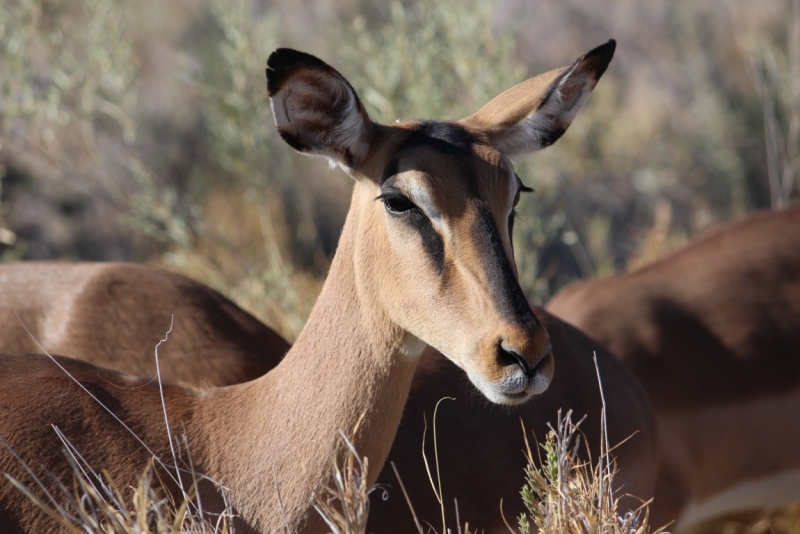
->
[460,40,616,158]
[266,48,373,168]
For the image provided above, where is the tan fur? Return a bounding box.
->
[547,203,800,528]
[0,43,630,533]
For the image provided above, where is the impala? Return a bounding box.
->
[547,202,800,529]
[0,41,625,532]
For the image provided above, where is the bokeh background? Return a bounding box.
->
[1,0,798,343]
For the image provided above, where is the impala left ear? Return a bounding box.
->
[460,40,616,158]
[266,48,373,169]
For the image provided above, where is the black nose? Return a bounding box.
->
[498,343,533,376]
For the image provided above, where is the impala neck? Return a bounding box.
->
[197,192,423,533]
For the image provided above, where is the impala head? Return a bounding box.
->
[267,41,615,404]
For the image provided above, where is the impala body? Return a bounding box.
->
[0,262,287,385]
[548,202,800,529]
[0,41,647,533]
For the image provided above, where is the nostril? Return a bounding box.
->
[498,342,532,376]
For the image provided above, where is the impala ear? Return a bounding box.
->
[266,48,373,168]
[460,40,616,158]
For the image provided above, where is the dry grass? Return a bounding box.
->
[1,322,234,533]
[5,418,372,534]
[312,428,371,534]
[3,437,233,534]
[512,354,661,534]
[515,410,658,534]
[6,396,662,534]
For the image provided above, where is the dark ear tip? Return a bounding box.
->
[267,48,310,71]
[266,48,338,96]
[267,48,304,95]
[581,39,616,80]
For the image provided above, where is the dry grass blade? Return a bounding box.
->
[390,462,425,534]
[390,396,477,534]
[421,397,454,534]
[312,422,371,534]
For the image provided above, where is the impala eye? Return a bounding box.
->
[379,194,415,215]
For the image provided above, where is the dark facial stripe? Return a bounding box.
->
[474,208,538,328]
[415,212,445,274]
[380,167,445,272]
[382,122,482,192]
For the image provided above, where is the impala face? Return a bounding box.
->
[267,41,616,404]
[355,122,553,404]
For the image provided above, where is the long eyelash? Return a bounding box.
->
[519,184,534,193]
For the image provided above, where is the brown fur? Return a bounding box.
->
[0,261,287,386]
[547,203,800,528]
[0,43,644,533]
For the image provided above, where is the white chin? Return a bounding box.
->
[472,373,551,406]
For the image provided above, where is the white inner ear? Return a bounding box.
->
[522,90,564,139]
[549,70,594,124]
[496,70,594,158]
[270,71,369,167]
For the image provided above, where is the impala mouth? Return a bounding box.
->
[471,349,554,406]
